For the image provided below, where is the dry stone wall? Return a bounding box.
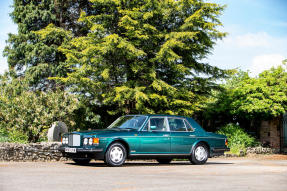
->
[0,143,281,162]
[0,142,68,162]
[246,146,280,154]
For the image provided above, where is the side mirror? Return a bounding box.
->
[150,126,157,130]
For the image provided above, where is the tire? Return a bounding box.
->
[105,142,127,167]
[156,158,172,164]
[190,143,209,165]
[72,158,91,165]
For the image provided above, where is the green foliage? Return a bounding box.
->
[0,127,9,143]
[0,72,80,143]
[3,0,91,90]
[231,66,287,118]
[217,123,259,155]
[47,0,230,117]
[2,0,232,139]
[204,63,287,121]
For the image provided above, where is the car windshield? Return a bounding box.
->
[107,116,147,130]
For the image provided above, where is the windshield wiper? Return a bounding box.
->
[122,128,136,130]
[110,127,120,130]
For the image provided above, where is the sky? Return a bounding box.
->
[0,0,17,74]
[208,0,287,76]
[0,0,286,76]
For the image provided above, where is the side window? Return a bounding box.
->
[149,118,167,131]
[184,120,194,132]
[168,118,187,132]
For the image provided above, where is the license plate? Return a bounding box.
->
[65,148,77,153]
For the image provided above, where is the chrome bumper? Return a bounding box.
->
[58,147,103,153]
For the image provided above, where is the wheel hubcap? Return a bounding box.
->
[195,146,207,161]
[110,146,124,163]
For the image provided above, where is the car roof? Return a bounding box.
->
[126,114,188,118]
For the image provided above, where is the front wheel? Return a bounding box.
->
[190,143,209,165]
[105,142,127,167]
[72,159,91,165]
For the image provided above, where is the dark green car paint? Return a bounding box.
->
[60,115,229,161]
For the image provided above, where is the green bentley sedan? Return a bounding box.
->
[59,115,229,166]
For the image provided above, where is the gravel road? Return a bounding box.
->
[0,157,286,191]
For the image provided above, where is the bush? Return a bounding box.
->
[216,123,259,155]
[0,127,9,142]
[0,74,80,143]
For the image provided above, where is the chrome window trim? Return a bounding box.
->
[167,117,188,132]
[139,116,169,132]
[139,116,195,132]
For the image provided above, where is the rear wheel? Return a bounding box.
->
[105,142,127,167]
[156,158,172,164]
[72,159,91,165]
[190,143,209,165]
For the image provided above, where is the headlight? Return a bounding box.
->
[62,137,68,144]
[83,138,88,145]
[65,138,69,144]
[89,138,93,145]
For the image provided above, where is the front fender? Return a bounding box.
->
[104,137,130,154]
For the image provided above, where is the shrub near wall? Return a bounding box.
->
[0,142,68,162]
[217,123,259,155]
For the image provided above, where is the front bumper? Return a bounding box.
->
[58,146,104,160]
[58,147,103,153]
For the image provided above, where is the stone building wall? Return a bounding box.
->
[0,142,68,162]
[260,118,281,149]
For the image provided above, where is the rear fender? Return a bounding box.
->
[190,140,211,157]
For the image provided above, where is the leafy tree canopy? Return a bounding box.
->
[3,0,92,90]
[205,61,287,121]
[40,0,231,116]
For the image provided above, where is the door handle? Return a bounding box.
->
[163,134,170,137]
[189,135,196,137]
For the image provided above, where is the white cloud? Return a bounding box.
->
[249,54,285,77]
[208,31,287,74]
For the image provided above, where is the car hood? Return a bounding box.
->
[68,128,136,137]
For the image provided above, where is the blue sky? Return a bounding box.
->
[0,0,286,76]
[0,0,17,74]
[208,0,287,76]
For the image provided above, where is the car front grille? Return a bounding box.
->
[68,134,81,146]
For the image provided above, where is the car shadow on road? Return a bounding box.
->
[65,161,234,167]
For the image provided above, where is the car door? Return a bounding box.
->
[169,117,196,153]
[137,117,171,154]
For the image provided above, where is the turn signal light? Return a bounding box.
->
[225,139,228,146]
[93,138,99,144]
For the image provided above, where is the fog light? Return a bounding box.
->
[84,138,88,145]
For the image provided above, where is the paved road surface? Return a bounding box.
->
[0,158,287,191]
